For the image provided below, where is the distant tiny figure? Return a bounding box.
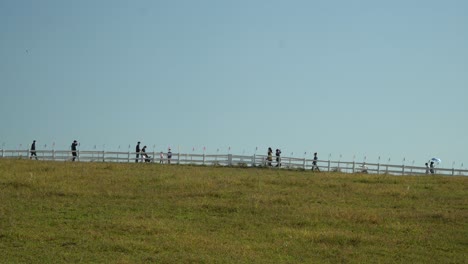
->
[135,142,141,163]
[275,149,281,167]
[30,140,38,160]
[360,163,368,173]
[167,148,172,164]
[71,140,78,161]
[430,161,435,174]
[425,163,430,174]
[159,152,164,164]
[312,152,320,171]
[267,147,273,166]
[141,146,150,162]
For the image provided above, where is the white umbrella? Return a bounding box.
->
[429,158,441,165]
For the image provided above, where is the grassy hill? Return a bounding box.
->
[0,159,466,263]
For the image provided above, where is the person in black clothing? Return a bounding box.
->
[312,152,320,171]
[141,146,151,162]
[30,140,38,160]
[275,149,281,167]
[267,147,273,166]
[71,140,78,161]
[430,161,435,174]
[167,148,172,164]
[135,142,141,163]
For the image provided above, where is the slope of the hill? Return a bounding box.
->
[0,159,466,263]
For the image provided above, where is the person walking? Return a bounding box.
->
[30,140,38,160]
[71,140,78,161]
[312,152,320,171]
[141,146,150,162]
[167,148,172,164]
[159,152,164,164]
[267,147,273,166]
[275,149,281,167]
[135,142,141,163]
[430,161,435,174]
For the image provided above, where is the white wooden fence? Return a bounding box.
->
[1,149,467,176]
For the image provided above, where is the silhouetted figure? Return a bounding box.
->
[167,148,172,164]
[30,140,38,160]
[135,142,141,163]
[71,140,78,161]
[267,147,273,166]
[312,152,320,171]
[430,161,435,174]
[275,149,281,167]
[141,146,150,162]
[425,163,430,174]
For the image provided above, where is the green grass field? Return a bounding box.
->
[0,159,467,263]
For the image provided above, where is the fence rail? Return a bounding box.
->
[1,149,467,176]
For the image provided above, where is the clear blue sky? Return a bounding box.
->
[1,0,467,168]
